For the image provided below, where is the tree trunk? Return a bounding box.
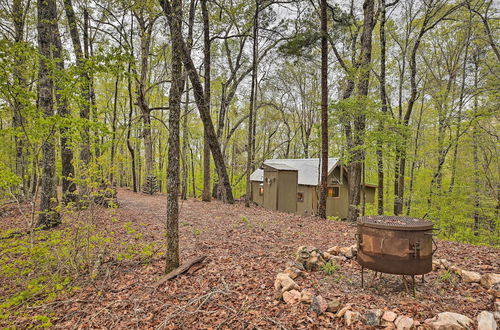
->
[406,84,426,215]
[472,54,480,236]
[84,9,99,163]
[245,0,259,207]
[53,15,76,204]
[181,0,196,200]
[181,80,189,200]
[393,3,459,215]
[165,0,184,274]
[37,0,60,228]
[63,0,91,195]
[12,0,28,197]
[160,0,234,204]
[449,21,471,193]
[201,0,211,202]
[318,0,328,219]
[190,145,196,197]
[136,17,155,183]
[110,69,120,185]
[347,0,375,222]
[142,109,154,178]
[376,0,388,215]
[127,53,137,192]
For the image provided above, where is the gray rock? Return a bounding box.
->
[395,315,414,330]
[326,298,341,312]
[331,255,347,263]
[284,267,301,279]
[425,312,473,329]
[274,273,299,292]
[339,246,355,259]
[300,289,314,304]
[344,310,360,326]
[460,269,482,283]
[477,311,497,330]
[364,309,383,326]
[489,282,500,298]
[335,304,352,318]
[287,260,306,271]
[382,311,398,323]
[282,289,301,305]
[327,246,340,255]
[295,246,326,271]
[309,295,328,315]
[481,273,500,289]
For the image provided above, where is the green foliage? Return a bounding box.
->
[0,163,22,198]
[240,216,253,229]
[0,222,108,325]
[0,204,156,326]
[321,261,340,275]
[437,270,458,285]
[116,221,158,261]
[279,30,320,58]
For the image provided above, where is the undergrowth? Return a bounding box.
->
[0,196,158,328]
[321,261,340,275]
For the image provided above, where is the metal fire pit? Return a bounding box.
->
[356,216,438,277]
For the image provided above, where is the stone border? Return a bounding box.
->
[273,246,499,329]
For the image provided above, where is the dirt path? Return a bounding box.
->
[6,189,499,329]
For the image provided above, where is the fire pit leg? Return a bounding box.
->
[412,275,416,298]
[361,266,364,288]
[402,276,409,293]
[370,272,379,287]
[421,274,425,283]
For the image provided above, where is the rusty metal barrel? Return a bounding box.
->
[356,216,438,275]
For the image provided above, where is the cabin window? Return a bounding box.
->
[327,186,340,198]
[297,192,304,202]
[259,184,264,196]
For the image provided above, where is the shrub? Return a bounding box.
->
[321,261,340,275]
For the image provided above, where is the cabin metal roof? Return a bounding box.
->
[264,163,298,171]
[250,158,340,186]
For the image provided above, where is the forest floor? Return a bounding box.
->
[1,188,499,329]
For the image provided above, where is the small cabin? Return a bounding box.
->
[249,158,376,219]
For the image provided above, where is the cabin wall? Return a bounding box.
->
[326,184,349,219]
[329,166,344,184]
[263,170,278,210]
[251,181,263,205]
[277,170,297,213]
[297,185,314,215]
[254,162,377,217]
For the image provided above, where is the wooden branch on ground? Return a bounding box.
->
[155,256,207,286]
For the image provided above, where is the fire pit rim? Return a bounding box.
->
[357,215,433,231]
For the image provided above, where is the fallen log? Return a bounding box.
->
[155,256,207,286]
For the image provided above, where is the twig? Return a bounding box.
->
[89,300,125,321]
[155,286,233,330]
[263,317,289,330]
[214,303,242,330]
